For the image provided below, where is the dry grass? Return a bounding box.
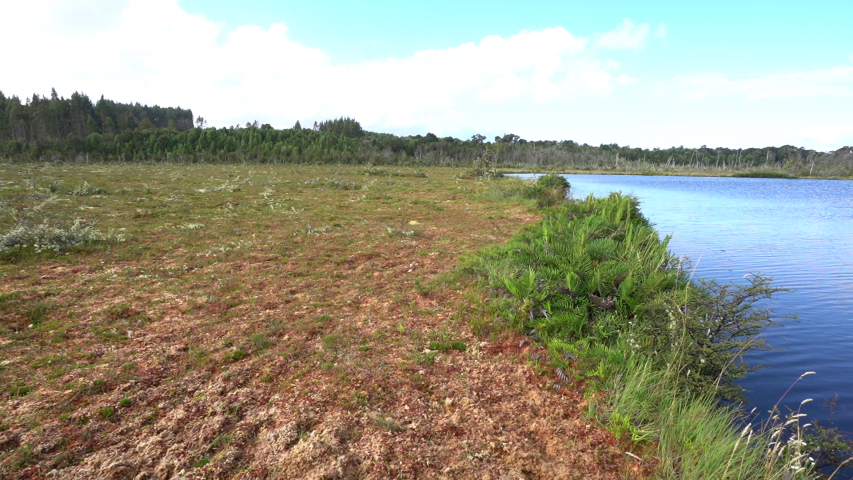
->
[0,164,629,479]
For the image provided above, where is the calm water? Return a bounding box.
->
[517,174,853,438]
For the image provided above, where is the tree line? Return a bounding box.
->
[2,90,852,176]
[0,89,193,155]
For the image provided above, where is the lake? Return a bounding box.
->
[515,173,853,443]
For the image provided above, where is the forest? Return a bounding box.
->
[2,89,852,176]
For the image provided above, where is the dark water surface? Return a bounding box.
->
[516,174,853,437]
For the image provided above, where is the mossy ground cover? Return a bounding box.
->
[0,164,633,478]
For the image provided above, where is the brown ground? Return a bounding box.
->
[0,165,633,479]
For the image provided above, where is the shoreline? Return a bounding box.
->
[498,167,853,181]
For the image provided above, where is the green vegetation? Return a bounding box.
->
[464,178,847,478]
[2,90,852,178]
[731,171,798,179]
[99,406,115,420]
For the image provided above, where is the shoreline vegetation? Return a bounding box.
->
[468,174,853,478]
[500,167,829,180]
[500,167,847,180]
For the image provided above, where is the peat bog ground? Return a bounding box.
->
[0,164,628,479]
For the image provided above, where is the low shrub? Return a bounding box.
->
[463,191,848,477]
[0,219,124,254]
[69,181,107,196]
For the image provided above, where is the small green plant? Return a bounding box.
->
[9,384,32,397]
[119,397,132,407]
[209,433,234,451]
[427,340,467,352]
[189,346,211,367]
[24,301,50,326]
[348,391,369,409]
[385,225,416,238]
[14,444,39,469]
[371,414,403,432]
[225,349,248,362]
[413,277,435,295]
[413,350,438,365]
[88,379,106,395]
[99,406,115,420]
[93,326,126,343]
[250,333,274,351]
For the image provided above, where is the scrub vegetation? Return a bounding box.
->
[464,175,852,478]
[0,163,640,479]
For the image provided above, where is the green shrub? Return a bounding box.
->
[69,181,107,196]
[462,190,837,477]
[529,174,571,207]
[0,219,124,254]
[535,173,570,191]
[225,349,248,362]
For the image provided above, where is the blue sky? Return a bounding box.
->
[180,0,849,74]
[4,1,853,149]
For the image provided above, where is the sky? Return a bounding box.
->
[3,0,852,150]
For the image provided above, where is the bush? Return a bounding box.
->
[528,174,571,208]
[0,219,124,254]
[463,191,851,476]
[69,181,107,196]
[535,173,570,192]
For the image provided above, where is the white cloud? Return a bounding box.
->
[5,2,850,150]
[654,24,667,39]
[597,19,650,50]
[52,0,130,34]
[616,75,637,85]
[667,67,853,100]
[1,0,630,131]
[799,124,853,147]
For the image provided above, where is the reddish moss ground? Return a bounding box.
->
[0,165,631,479]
